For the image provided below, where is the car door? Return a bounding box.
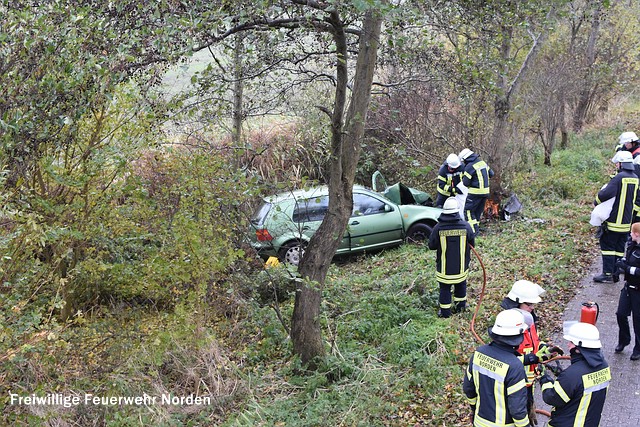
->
[348,191,404,251]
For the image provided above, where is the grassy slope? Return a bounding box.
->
[224,128,617,426]
[0,128,627,427]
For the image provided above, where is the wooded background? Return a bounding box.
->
[1,1,639,425]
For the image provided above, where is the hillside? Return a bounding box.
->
[2,126,623,426]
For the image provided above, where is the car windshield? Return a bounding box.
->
[251,202,272,226]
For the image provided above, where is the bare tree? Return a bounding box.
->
[178,1,387,367]
[572,0,603,132]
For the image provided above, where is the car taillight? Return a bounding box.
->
[256,228,273,242]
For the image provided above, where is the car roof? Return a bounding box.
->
[264,184,369,203]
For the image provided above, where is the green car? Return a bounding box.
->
[249,173,442,265]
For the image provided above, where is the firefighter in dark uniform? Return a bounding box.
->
[614,132,640,215]
[540,322,610,427]
[463,309,532,427]
[459,148,494,235]
[613,221,640,360]
[593,150,639,282]
[500,280,564,425]
[428,197,474,318]
[435,153,463,208]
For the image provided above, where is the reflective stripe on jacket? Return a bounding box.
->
[540,352,610,427]
[463,342,531,427]
[595,170,639,233]
[428,213,474,284]
[436,162,463,197]
[462,154,493,195]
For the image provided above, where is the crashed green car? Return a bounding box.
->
[248,172,442,265]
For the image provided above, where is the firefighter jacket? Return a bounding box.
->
[540,348,610,427]
[500,298,544,387]
[594,168,639,233]
[621,240,640,287]
[435,162,463,205]
[463,341,531,427]
[461,153,494,197]
[428,212,474,285]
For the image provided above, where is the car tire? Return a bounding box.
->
[406,223,433,243]
[279,241,306,266]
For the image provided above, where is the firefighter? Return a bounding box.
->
[435,153,464,208]
[613,221,640,360]
[593,150,639,282]
[540,322,610,427]
[463,309,532,427]
[459,148,494,235]
[616,131,639,154]
[428,197,474,318]
[500,280,564,425]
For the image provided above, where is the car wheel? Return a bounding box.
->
[279,241,306,266]
[406,223,433,243]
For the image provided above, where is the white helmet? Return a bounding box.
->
[611,150,633,164]
[507,280,545,304]
[618,131,638,145]
[442,197,459,214]
[563,322,601,349]
[490,309,528,337]
[459,148,474,161]
[446,153,461,169]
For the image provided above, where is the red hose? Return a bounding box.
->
[469,244,487,344]
[468,244,573,419]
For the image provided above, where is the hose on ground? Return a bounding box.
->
[469,244,487,345]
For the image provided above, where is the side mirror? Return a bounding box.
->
[384,204,393,212]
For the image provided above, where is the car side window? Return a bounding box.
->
[352,193,386,216]
[292,195,329,223]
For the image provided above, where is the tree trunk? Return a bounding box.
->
[292,9,383,369]
[559,100,568,149]
[231,33,244,167]
[542,130,552,166]
[485,20,512,201]
[572,2,601,132]
[560,129,568,149]
[489,18,547,200]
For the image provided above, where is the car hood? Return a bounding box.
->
[371,170,433,206]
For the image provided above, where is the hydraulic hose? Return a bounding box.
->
[469,244,487,345]
[468,243,573,420]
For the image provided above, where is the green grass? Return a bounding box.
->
[222,129,608,426]
[0,127,618,426]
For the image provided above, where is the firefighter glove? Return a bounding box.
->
[616,259,629,273]
[539,370,554,385]
[547,345,564,356]
[523,353,539,365]
[536,344,561,362]
[535,346,548,360]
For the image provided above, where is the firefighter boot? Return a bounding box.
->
[593,273,613,283]
[437,308,451,318]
